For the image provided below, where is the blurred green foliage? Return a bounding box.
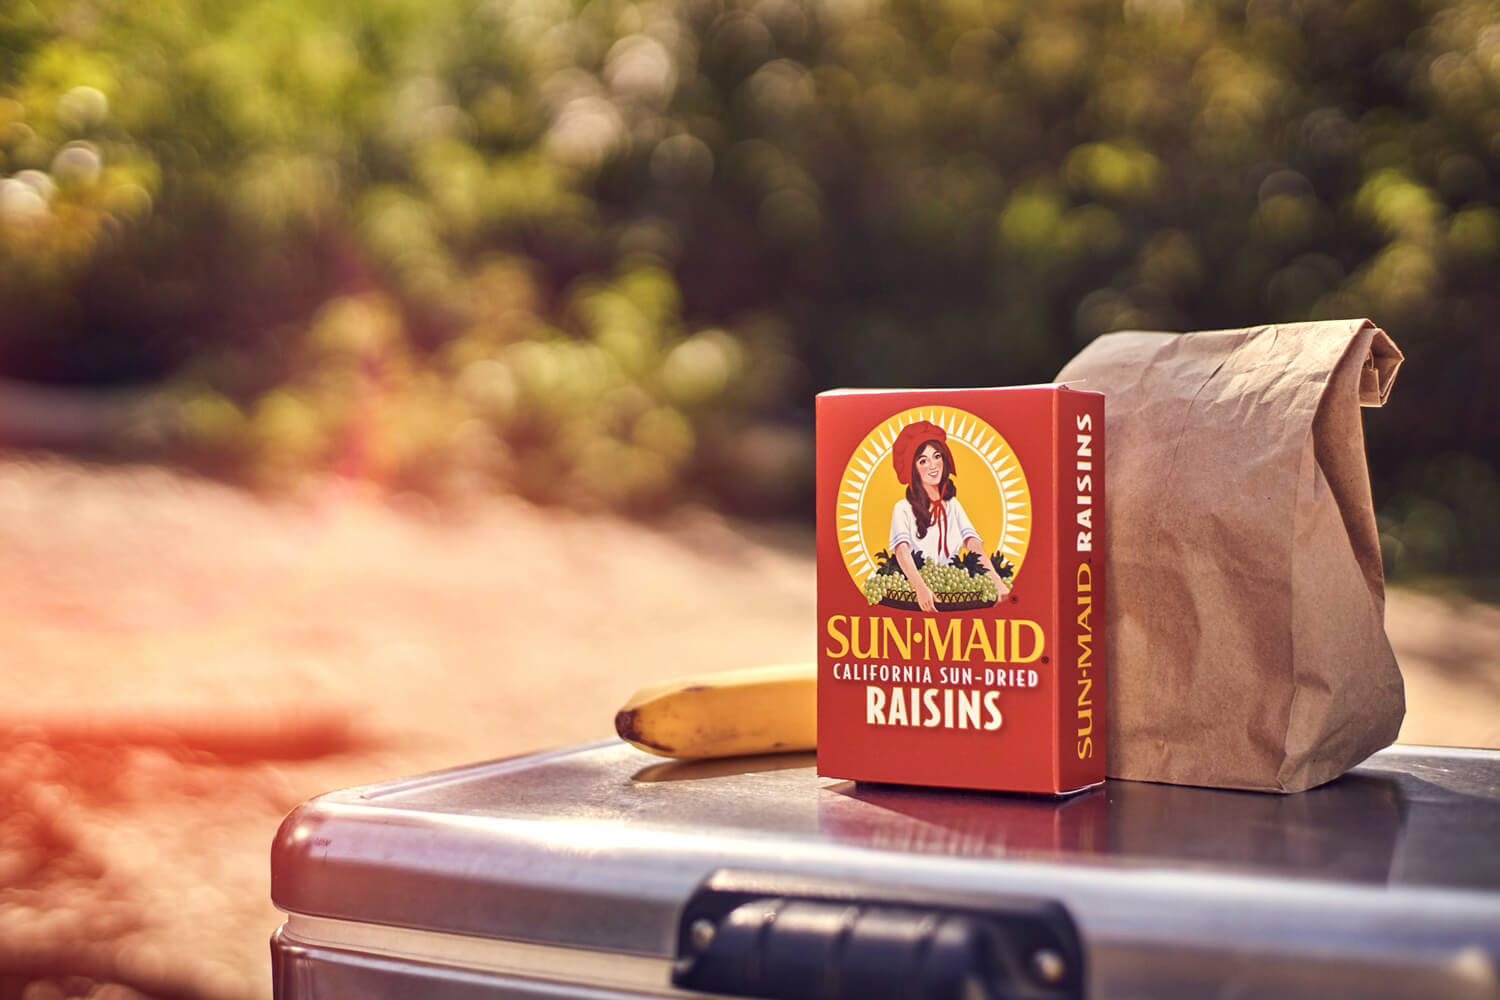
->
[1,0,1497,572]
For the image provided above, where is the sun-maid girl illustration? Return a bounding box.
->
[888,420,1013,612]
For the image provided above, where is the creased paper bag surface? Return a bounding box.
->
[1055,320,1404,793]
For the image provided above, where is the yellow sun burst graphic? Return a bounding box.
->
[836,405,1032,590]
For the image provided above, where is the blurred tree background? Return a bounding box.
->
[1,0,1496,579]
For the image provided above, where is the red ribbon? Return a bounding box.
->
[929,498,949,558]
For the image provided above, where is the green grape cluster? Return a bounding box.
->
[917,561,974,597]
[862,572,907,606]
[862,555,1001,607]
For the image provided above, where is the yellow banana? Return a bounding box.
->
[614,662,816,759]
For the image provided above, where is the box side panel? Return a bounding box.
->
[1056,390,1106,792]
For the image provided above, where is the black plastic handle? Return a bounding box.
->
[672,870,1084,1000]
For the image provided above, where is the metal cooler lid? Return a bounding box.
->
[271,742,1500,997]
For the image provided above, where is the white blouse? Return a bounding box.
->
[890,495,981,564]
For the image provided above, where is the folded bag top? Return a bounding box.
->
[1056,319,1404,793]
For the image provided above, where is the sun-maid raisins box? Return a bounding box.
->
[816,385,1105,795]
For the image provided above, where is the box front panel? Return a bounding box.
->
[816,388,1063,793]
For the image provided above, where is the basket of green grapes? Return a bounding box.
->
[861,549,1015,611]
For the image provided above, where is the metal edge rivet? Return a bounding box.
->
[689,917,717,953]
[1031,948,1067,985]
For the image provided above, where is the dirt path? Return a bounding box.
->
[1,456,1496,1000]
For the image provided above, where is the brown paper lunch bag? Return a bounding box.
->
[1055,319,1404,793]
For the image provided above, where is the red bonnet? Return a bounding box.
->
[891,420,955,485]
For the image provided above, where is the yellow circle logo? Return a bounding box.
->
[836,406,1032,598]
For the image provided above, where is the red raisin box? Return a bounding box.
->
[816,385,1105,795]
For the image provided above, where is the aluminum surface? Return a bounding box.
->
[272,743,1500,998]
